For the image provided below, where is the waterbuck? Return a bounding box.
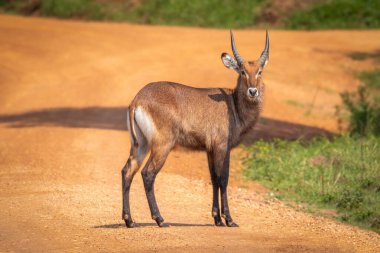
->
[122,30,269,228]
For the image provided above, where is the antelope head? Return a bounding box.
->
[221,30,269,101]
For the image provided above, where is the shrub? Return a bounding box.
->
[340,85,380,136]
[339,69,380,136]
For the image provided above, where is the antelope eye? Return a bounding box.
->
[241,71,246,76]
[257,70,262,76]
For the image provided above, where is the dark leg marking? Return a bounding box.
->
[207,151,225,227]
[213,146,238,227]
[141,145,171,227]
[122,143,147,228]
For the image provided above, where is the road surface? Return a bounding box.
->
[0,15,379,252]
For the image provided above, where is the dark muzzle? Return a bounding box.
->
[248,87,258,97]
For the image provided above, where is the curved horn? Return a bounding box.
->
[258,30,269,67]
[230,30,244,66]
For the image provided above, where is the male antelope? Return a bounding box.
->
[122,31,269,228]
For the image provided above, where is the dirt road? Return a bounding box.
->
[0,15,379,252]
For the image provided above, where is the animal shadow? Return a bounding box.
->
[0,106,334,144]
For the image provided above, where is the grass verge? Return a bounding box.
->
[243,135,380,233]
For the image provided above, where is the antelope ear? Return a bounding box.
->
[221,53,239,72]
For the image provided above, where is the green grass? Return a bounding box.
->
[286,0,380,29]
[243,136,380,233]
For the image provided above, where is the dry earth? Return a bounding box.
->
[0,15,379,252]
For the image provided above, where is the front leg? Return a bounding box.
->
[207,151,224,226]
[220,184,238,227]
[213,145,238,227]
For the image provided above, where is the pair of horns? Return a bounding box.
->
[230,30,269,67]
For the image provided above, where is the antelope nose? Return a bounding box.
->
[248,87,258,97]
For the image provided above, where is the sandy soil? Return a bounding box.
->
[0,15,379,252]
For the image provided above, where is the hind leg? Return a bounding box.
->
[141,143,172,227]
[122,140,148,228]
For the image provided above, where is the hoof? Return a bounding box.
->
[154,216,165,227]
[124,218,136,228]
[226,220,239,227]
[215,221,226,227]
[123,213,136,228]
[214,217,225,227]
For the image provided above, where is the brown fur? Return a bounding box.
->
[121,33,268,228]
[130,61,264,151]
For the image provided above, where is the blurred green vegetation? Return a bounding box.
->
[0,0,265,28]
[359,69,380,90]
[286,0,380,29]
[348,50,380,62]
[1,0,379,29]
[0,0,126,20]
[40,0,104,19]
[121,0,264,28]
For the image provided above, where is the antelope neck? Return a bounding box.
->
[232,77,262,135]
